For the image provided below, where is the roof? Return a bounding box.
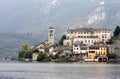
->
[54,46,72,51]
[49,44,59,48]
[108,40,120,48]
[73,41,86,46]
[49,27,54,29]
[89,45,108,48]
[81,46,88,50]
[108,44,120,48]
[67,27,110,32]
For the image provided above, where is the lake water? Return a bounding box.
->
[0,61,120,79]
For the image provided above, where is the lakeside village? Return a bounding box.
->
[18,26,120,62]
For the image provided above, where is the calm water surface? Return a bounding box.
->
[0,61,120,79]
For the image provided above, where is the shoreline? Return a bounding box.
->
[1,59,120,64]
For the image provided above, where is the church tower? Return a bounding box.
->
[48,27,54,45]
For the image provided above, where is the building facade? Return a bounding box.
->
[73,41,87,54]
[73,41,87,59]
[73,37,100,45]
[64,28,111,45]
[63,39,72,46]
[87,45,108,59]
[32,53,39,61]
[109,45,120,57]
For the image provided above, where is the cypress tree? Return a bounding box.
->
[114,26,120,37]
[59,35,67,45]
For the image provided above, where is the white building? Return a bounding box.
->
[63,39,72,46]
[32,53,39,61]
[64,27,111,45]
[73,41,87,54]
[73,37,100,46]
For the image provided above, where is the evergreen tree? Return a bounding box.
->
[114,26,120,37]
[59,35,67,45]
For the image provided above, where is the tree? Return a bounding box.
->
[59,35,67,45]
[114,26,120,37]
[32,49,39,53]
[22,43,28,50]
[24,52,32,59]
[37,52,48,61]
[108,53,117,59]
[24,48,33,59]
[18,43,33,59]
[50,54,59,59]
[18,50,25,58]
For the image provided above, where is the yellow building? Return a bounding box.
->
[88,45,108,59]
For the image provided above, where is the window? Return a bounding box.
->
[50,34,53,37]
[74,45,78,47]
[95,47,97,49]
[50,30,53,33]
[81,41,83,43]
[102,35,104,38]
[95,36,98,38]
[104,48,106,50]
[105,34,107,38]
[89,51,95,53]
[99,52,100,55]
[88,40,90,43]
[90,36,92,38]
[77,48,79,50]
[91,40,93,43]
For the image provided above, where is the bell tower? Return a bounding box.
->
[48,27,54,45]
